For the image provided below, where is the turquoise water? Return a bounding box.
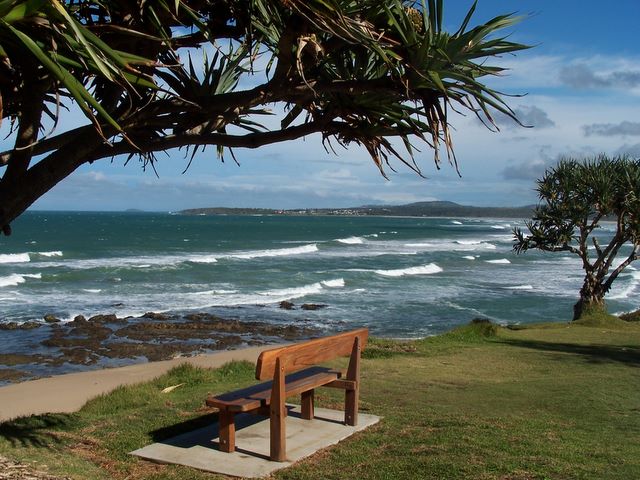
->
[0,211,638,340]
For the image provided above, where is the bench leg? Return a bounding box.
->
[301,390,314,420]
[345,386,358,426]
[345,336,361,426]
[218,410,236,453]
[270,358,287,462]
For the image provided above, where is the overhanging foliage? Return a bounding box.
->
[0,0,529,233]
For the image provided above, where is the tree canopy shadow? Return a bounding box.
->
[0,413,74,448]
[500,339,640,367]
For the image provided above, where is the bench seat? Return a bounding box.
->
[206,366,343,413]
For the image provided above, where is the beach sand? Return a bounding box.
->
[0,345,272,422]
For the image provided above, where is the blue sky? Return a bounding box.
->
[7,0,640,211]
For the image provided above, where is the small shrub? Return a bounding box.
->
[620,310,640,322]
[441,318,499,342]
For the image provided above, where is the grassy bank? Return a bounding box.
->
[1,319,639,479]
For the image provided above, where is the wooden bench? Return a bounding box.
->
[206,328,368,462]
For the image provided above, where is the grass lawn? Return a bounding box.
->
[0,319,639,479]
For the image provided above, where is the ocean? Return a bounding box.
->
[0,211,638,381]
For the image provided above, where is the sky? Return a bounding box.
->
[6,0,640,211]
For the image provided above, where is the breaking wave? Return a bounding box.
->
[375,263,443,277]
[0,273,41,287]
[336,236,364,245]
[229,244,318,259]
[0,253,30,264]
[505,284,533,290]
[36,251,63,258]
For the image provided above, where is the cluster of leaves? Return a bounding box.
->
[0,0,529,231]
[514,156,640,254]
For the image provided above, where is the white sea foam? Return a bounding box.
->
[451,220,463,225]
[191,289,238,296]
[177,278,346,308]
[405,240,496,252]
[462,255,476,260]
[0,253,30,264]
[37,251,63,257]
[82,289,102,293]
[0,273,40,287]
[505,284,533,290]
[230,244,318,259]
[491,225,507,230]
[260,283,325,298]
[375,263,443,277]
[0,274,27,287]
[189,255,218,264]
[489,234,516,243]
[485,258,511,264]
[442,301,488,318]
[336,236,364,244]
[34,244,317,270]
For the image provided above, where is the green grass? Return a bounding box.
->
[1,320,640,479]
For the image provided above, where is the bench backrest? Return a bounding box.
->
[255,328,368,380]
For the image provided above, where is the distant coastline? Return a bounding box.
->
[178,201,535,219]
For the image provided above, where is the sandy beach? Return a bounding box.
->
[0,345,272,422]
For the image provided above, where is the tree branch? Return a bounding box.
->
[0,129,113,231]
[603,244,640,293]
[1,91,44,183]
[87,120,336,161]
[0,125,94,165]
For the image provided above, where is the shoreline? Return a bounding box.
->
[0,344,275,423]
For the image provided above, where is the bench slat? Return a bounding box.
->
[255,328,368,380]
[206,366,341,413]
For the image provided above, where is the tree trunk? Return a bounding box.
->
[573,273,607,320]
[573,280,607,321]
[572,297,607,320]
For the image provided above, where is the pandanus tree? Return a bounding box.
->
[0,0,528,234]
[514,156,640,320]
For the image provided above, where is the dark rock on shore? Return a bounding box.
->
[0,353,49,366]
[301,303,327,310]
[620,310,640,322]
[0,321,42,330]
[184,312,225,322]
[142,312,172,321]
[88,314,125,324]
[279,301,295,310]
[5,311,320,372]
[0,368,29,383]
[44,314,61,323]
